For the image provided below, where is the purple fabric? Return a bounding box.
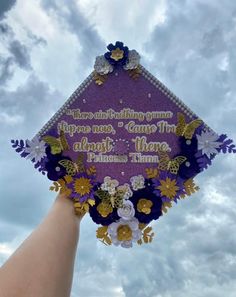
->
[43,67,198,184]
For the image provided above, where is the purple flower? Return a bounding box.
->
[152,171,185,203]
[44,146,71,181]
[89,185,120,226]
[129,179,163,224]
[66,172,96,203]
[104,41,129,66]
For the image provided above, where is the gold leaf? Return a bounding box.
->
[96,226,112,246]
[127,66,141,79]
[162,201,172,213]
[145,167,159,179]
[93,72,107,85]
[86,166,96,176]
[139,223,147,230]
[180,179,200,198]
[137,239,143,245]
[143,226,152,234]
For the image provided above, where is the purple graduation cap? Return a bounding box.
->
[12,41,236,248]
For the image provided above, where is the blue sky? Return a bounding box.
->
[0,0,236,296]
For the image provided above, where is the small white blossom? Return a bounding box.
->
[117,183,133,199]
[123,50,140,70]
[107,218,142,248]
[94,55,113,75]
[101,176,119,195]
[130,175,145,191]
[24,136,46,163]
[197,131,222,158]
[117,200,135,220]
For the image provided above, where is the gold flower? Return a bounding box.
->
[74,177,92,195]
[111,48,124,61]
[97,201,113,218]
[157,177,179,199]
[137,199,153,214]
[117,225,132,241]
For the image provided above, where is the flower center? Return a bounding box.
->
[137,199,153,214]
[111,48,124,61]
[117,225,132,241]
[55,166,61,172]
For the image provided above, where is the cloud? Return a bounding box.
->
[8,40,32,70]
[40,0,105,71]
[0,0,16,20]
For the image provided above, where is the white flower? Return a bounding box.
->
[130,175,145,191]
[107,218,142,248]
[123,50,140,70]
[101,176,119,195]
[94,55,113,75]
[197,131,222,158]
[117,183,133,199]
[117,200,135,220]
[24,136,46,163]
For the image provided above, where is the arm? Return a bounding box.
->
[0,193,83,297]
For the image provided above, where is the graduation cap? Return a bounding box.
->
[12,41,236,248]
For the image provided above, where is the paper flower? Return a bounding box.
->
[89,194,120,225]
[101,176,119,195]
[107,217,142,248]
[157,177,179,199]
[196,131,222,158]
[117,200,135,220]
[24,136,46,163]
[178,155,201,179]
[94,55,114,75]
[67,173,95,202]
[153,171,184,203]
[104,41,129,66]
[179,136,198,156]
[130,175,145,191]
[129,183,162,224]
[123,50,140,70]
[44,147,71,181]
[96,201,113,218]
[117,183,133,199]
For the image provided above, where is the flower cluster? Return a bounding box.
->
[94,41,140,76]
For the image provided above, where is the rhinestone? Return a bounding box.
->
[186,140,191,145]
[121,171,125,176]
[148,93,151,98]
[83,99,86,103]
[185,162,191,167]
[55,166,61,172]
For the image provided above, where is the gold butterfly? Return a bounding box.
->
[42,130,70,154]
[158,150,187,175]
[58,154,85,176]
[176,113,202,140]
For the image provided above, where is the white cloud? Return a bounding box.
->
[0,111,24,125]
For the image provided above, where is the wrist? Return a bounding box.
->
[54,193,84,223]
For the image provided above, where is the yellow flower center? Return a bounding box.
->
[74,177,92,196]
[111,48,124,61]
[97,202,113,218]
[137,199,153,214]
[117,225,132,241]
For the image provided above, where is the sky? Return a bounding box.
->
[0,0,236,296]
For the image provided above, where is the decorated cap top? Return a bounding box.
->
[11,41,236,248]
